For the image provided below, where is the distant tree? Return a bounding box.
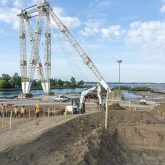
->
[8,79,15,88]
[57,79,64,86]
[0,79,7,88]
[77,80,84,86]
[2,74,11,82]
[70,76,76,86]
[12,72,21,87]
[32,80,38,87]
[65,81,71,86]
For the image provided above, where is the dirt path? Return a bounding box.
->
[0,112,97,153]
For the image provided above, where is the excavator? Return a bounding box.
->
[65,84,103,114]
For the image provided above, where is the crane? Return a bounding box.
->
[18,2,51,94]
[44,3,110,90]
[18,1,110,128]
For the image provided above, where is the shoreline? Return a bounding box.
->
[0,85,88,92]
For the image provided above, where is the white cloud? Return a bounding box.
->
[101,25,125,38]
[0,7,19,29]
[0,0,8,6]
[53,7,81,28]
[127,21,165,62]
[80,20,101,37]
[13,0,23,8]
[0,2,81,31]
[80,22,125,39]
[160,5,165,13]
[97,1,111,8]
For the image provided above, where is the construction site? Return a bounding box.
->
[0,0,165,165]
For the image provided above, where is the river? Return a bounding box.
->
[0,83,164,99]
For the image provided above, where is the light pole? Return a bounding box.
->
[117,60,122,91]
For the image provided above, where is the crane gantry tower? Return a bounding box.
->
[18,0,110,96]
[18,2,51,94]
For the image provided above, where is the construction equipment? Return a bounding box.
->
[18,0,111,95]
[18,1,111,128]
[18,2,51,94]
[65,84,103,114]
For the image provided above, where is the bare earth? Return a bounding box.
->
[0,97,165,165]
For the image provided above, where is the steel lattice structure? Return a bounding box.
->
[18,0,110,95]
[18,2,51,94]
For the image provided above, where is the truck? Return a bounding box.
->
[53,95,69,102]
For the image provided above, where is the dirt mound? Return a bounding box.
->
[108,103,125,110]
[0,111,164,165]
[151,102,165,117]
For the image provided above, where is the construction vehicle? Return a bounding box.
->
[139,96,147,105]
[65,84,102,114]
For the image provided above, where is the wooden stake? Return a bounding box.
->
[105,90,109,129]
[158,110,160,116]
[129,99,131,110]
[1,117,4,129]
[64,108,67,117]
[163,112,165,117]
[48,108,50,117]
[29,109,31,118]
[42,107,45,118]
[10,111,12,130]
[54,109,55,116]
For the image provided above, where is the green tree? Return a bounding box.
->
[32,80,38,87]
[12,72,21,87]
[0,79,7,88]
[65,81,71,86]
[57,79,64,86]
[2,74,11,82]
[77,80,84,86]
[8,79,15,88]
[70,76,76,86]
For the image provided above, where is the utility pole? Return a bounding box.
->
[117,60,122,93]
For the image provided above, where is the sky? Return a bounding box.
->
[0,0,165,82]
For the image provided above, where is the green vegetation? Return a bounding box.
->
[112,86,151,91]
[0,73,84,90]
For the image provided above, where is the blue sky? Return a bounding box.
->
[0,0,165,82]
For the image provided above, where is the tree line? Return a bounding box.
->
[0,73,84,89]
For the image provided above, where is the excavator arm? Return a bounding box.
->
[79,84,102,113]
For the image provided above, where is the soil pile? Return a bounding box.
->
[151,102,165,117]
[0,111,165,165]
[108,103,125,110]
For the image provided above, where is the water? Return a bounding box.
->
[122,91,142,100]
[0,88,85,99]
[0,83,164,99]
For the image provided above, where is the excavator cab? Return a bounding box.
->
[65,98,81,114]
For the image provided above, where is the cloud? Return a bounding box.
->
[53,7,81,28]
[80,21,125,39]
[0,1,81,31]
[160,5,165,13]
[0,7,19,29]
[89,0,111,9]
[80,20,101,37]
[127,21,165,62]
[80,19,165,63]
[97,1,111,8]
[0,0,8,6]
[101,25,125,38]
